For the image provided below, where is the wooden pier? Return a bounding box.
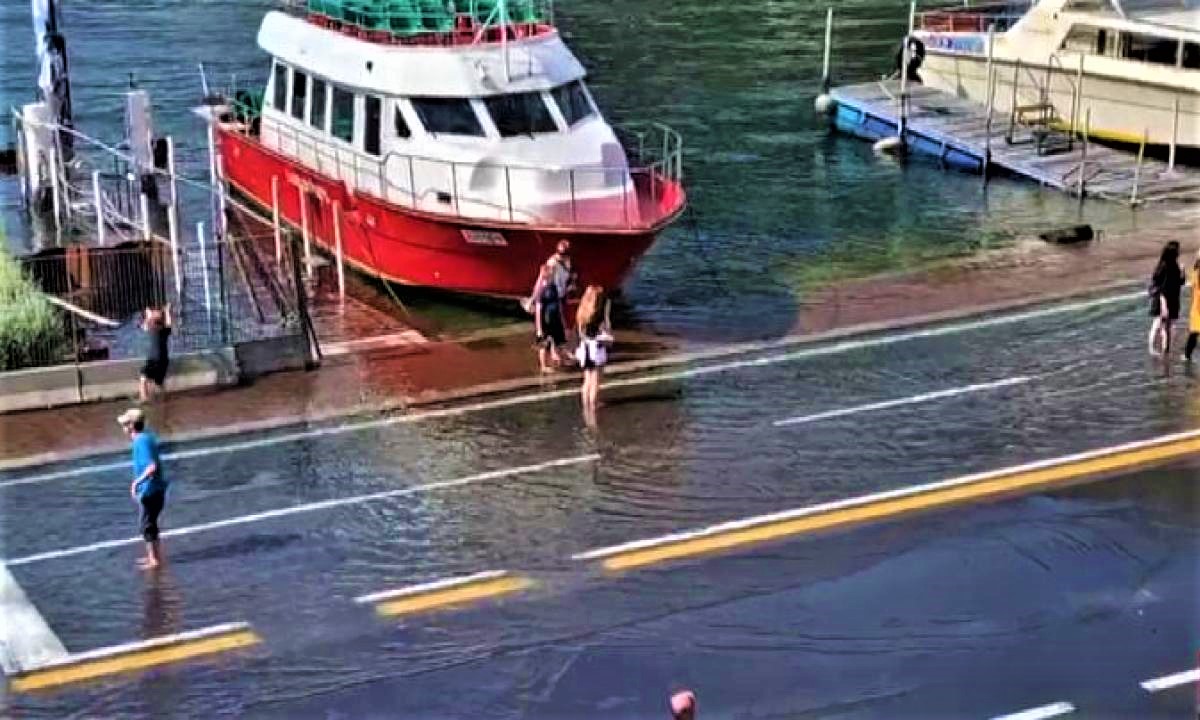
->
[830,80,1200,205]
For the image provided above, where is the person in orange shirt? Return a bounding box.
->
[1185,252,1200,362]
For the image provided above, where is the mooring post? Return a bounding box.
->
[92,170,105,245]
[271,175,282,264]
[197,220,213,321]
[1169,95,1179,173]
[333,200,346,304]
[1131,128,1147,205]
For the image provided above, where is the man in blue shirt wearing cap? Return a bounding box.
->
[119,407,169,570]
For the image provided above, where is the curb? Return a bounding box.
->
[0,281,1140,474]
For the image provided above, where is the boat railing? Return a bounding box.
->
[287,0,557,46]
[917,2,1030,34]
[250,115,684,231]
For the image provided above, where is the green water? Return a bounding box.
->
[0,0,1140,342]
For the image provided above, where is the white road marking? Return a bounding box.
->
[23,622,250,672]
[0,290,1139,489]
[990,701,1076,720]
[1141,667,1200,692]
[3,454,598,568]
[0,563,68,674]
[572,427,1200,561]
[774,376,1032,427]
[355,570,510,605]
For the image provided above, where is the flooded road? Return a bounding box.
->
[1,293,1197,717]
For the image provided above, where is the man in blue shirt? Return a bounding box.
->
[118,408,169,570]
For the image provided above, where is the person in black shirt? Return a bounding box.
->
[1148,242,1182,357]
[139,303,172,402]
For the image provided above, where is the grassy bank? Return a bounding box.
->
[0,244,68,370]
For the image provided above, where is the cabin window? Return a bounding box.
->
[410,98,485,137]
[394,104,412,139]
[1062,24,1103,55]
[331,86,354,143]
[484,91,557,137]
[272,62,288,111]
[291,72,308,121]
[552,81,595,126]
[364,95,382,156]
[311,79,328,131]
[1120,32,1179,66]
[1183,42,1200,70]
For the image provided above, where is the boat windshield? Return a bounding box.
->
[483,91,557,137]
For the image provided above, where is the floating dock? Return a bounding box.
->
[830,80,1200,204]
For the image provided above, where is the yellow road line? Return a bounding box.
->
[10,628,261,692]
[375,575,533,618]
[597,432,1200,571]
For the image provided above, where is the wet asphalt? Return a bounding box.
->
[1,293,1198,718]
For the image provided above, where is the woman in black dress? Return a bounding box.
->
[1148,241,1183,357]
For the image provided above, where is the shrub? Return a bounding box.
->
[0,248,69,370]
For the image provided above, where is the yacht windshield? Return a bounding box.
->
[484,92,557,137]
[552,81,596,127]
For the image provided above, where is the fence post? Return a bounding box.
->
[333,201,346,304]
[140,191,153,241]
[167,201,182,300]
[64,247,83,402]
[197,221,213,323]
[271,175,282,263]
[48,141,62,229]
[984,24,996,179]
[92,170,106,245]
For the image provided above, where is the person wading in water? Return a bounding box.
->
[1148,241,1183,358]
[119,408,170,570]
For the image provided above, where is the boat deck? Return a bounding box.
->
[830,80,1200,204]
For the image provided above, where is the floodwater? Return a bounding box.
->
[1,2,1197,717]
[0,0,1143,340]
[2,293,1198,717]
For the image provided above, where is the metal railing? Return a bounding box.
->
[296,0,555,44]
[253,114,684,230]
[918,3,1028,34]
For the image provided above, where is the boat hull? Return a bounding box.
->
[917,49,1200,150]
[217,127,683,299]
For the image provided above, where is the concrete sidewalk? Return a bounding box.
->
[0,216,1177,472]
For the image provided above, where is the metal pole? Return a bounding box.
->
[408,155,416,207]
[569,170,578,224]
[821,7,833,93]
[1169,95,1179,173]
[1078,108,1090,199]
[984,24,996,176]
[197,221,213,320]
[140,191,152,241]
[450,162,460,215]
[166,136,179,209]
[168,202,181,299]
[271,175,282,263]
[1131,128,1147,205]
[898,1,915,143]
[53,131,71,221]
[505,166,514,222]
[1071,53,1083,136]
[299,188,312,279]
[92,170,105,245]
[48,141,62,229]
[333,201,345,303]
[216,156,228,239]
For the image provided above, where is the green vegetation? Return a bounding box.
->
[0,244,68,371]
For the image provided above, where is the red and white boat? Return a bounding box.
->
[214,0,686,299]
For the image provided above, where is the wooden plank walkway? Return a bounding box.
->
[830,80,1200,205]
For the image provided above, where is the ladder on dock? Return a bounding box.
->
[829,80,1200,205]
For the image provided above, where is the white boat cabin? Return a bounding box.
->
[255,10,641,227]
